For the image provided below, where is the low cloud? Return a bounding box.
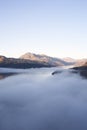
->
[0,68,87,130]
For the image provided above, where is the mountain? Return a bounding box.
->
[72,60,87,78]
[20,52,73,66]
[73,60,87,70]
[75,59,87,66]
[0,53,76,69]
[63,57,76,63]
[0,55,54,69]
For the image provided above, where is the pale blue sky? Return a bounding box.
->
[0,0,87,58]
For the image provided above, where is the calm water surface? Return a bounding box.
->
[0,67,87,130]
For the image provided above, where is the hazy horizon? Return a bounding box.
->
[0,0,87,59]
[0,51,85,60]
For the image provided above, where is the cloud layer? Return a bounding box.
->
[0,68,87,130]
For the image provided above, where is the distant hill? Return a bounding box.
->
[20,52,73,66]
[0,55,54,69]
[63,57,76,63]
[72,58,87,70]
[75,59,87,66]
[0,53,76,69]
[72,60,87,78]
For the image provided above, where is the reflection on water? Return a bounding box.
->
[80,70,87,79]
[52,69,87,79]
[0,73,18,80]
[0,68,87,130]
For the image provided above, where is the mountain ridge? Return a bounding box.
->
[0,55,53,68]
[0,52,74,69]
[1,52,86,69]
[20,52,74,66]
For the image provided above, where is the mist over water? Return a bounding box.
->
[0,67,87,130]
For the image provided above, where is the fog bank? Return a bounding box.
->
[0,68,87,130]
